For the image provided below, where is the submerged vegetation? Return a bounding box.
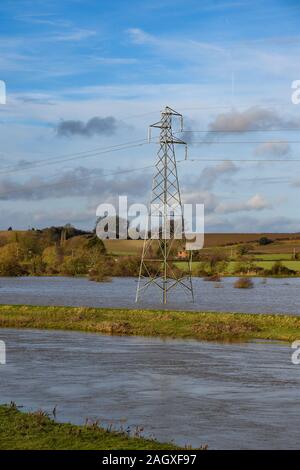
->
[0,404,182,450]
[0,304,299,342]
[234,278,254,289]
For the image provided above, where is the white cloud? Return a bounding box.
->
[254,141,290,157]
[198,161,238,189]
[205,214,300,233]
[208,107,300,133]
[182,190,219,213]
[216,193,270,214]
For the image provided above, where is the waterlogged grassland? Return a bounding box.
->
[0,405,179,450]
[0,304,299,342]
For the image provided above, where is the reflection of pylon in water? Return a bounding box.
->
[136,106,194,304]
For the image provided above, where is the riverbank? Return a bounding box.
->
[0,304,299,341]
[0,404,180,450]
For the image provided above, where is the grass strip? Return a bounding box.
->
[0,404,182,450]
[0,304,299,342]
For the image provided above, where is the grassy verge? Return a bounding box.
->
[0,304,299,342]
[0,404,181,450]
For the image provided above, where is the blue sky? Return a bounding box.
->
[1,0,300,231]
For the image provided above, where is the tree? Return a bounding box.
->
[197,250,229,275]
[88,257,115,282]
[42,246,63,274]
[258,237,273,246]
[0,244,24,276]
[61,253,90,276]
[237,244,253,256]
[24,255,46,275]
[19,231,43,257]
[86,235,106,254]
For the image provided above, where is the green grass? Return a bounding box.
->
[0,404,181,450]
[224,260,300,274]
[253,253,293,261]
[0,304,299,342]
[174,261,201,273]
[255,261,300,271]
[176,259,300,275]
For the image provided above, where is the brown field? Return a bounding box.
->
[103,233,300,255]
[103,239,144,255]
[0,230,27,245]
[202,233,300,247]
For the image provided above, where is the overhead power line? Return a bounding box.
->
[0,139,150,176]
[182,140,300,144]
[0,163,155,199]
[2,155,300,199]
[179,129,300,133]
[179,158,300,162]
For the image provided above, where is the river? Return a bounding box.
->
[0,328,299,449]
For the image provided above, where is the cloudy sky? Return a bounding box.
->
[1,0,300,232]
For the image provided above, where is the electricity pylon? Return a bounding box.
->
[136,106,194,304]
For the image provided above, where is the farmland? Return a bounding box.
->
[1,229,300,277]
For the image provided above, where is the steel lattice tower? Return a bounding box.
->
[136,106,194,304]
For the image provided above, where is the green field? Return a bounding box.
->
[0,304,299,342]
[226,260,300,273]
[175,259,300,275]
[0,404,180,450]
[255,260,300,271]
[253,253,294,261]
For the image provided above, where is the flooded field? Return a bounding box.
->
[0,276,299,314]
[0,328,299,449]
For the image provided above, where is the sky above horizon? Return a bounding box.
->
[1,0,300,232]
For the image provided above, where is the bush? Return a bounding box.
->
[234,277,254,289]
[196,252,229,276]
[0,244,25,276]
[60,254,89,276]
[23,256,46,276]
[264,261,296,276]
[258,237,273,245]
[86,235,106,254]
[42,246,63,274]
[112,256,141,277]
[203,274,221,282]
[88,257,115,282]
[237,245,253,256]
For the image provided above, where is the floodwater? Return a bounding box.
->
[0,328,299,449]
[0,276,299,314]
